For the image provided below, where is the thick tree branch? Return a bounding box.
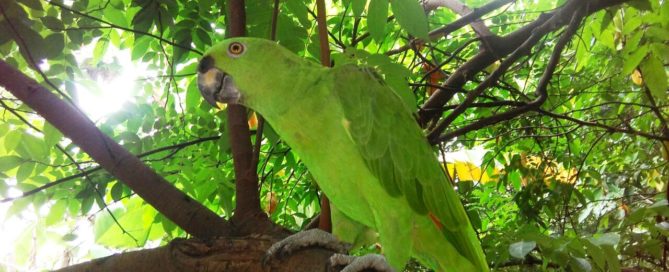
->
[224,0,267,232]
[433,7,583,143]
[0,60,230,239]
[315,0,333,233]
[426,11,558,142]
[419,0,630,125]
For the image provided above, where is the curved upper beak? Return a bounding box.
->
[197,55,241,108]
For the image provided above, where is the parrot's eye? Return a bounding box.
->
[228,42,245,57]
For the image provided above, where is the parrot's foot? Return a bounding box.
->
[263,229,350,265]
[329,253,396,272]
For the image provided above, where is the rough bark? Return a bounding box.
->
[56,236,338,272]
[224,0,270,235]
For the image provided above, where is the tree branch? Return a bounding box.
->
[0,60,230,239]
[423,0,494,37]
[535,109,669,142]
[315,0,333,233]
[432,6,584,143]
[419,0,630,125]
[223,0,267,232]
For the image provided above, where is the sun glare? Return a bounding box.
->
[76,70,137,120]
[0,38,157,270]
[72,39,152,120]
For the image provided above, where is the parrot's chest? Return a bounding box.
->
[272,114,376,224]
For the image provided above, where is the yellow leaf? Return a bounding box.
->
[631,69,643,86]
[485,60,501,74]
[248,112,258,129]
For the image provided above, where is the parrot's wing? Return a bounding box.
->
[332,64,488,270]
[332,64,471,232]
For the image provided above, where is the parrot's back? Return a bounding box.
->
[257,62,488,271]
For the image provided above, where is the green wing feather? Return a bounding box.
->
[332,64,486,269]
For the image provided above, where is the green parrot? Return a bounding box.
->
[197,37,488,272]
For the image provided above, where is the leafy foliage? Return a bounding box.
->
[0,0,667,271]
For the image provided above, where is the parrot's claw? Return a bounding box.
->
[329,253,396,272]
[263,229,350,265]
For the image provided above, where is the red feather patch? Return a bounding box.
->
[428,212,444,230]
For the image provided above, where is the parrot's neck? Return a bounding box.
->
[242,65,329,117]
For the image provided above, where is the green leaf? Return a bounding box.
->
[570,257,592,272]
[467,209,482,230]
[391,0,429,40]
[647,25,669,42]
[43,122,63,147]
[0,156,23,172]
[80,196,94,215]
[0,122,8,137]
[46,200,68,226]
[156,6,174,34]
[118,131,142,153]
[41,16,64,31]
[583,240,606,270]
[110,0,124,8]
[111,182,124,202]
[63,233,78,241]
[628,0,652,11]
[640,54,668,101]
[198,0,215,15]
[173,29,192,63]
[43,33,65,59]
[650,43,669,62]
[16,162,35,182]
[351,0,368,18]
[132,36,152,60]
[67,29,84,45]
[93,38,109,64]
[20,134,48,160]
[602,245,621,272]
[599,11,613,33]
[132,6,156,33]
[589,232,620,246]
[575,24,592,71]
[195,27,212,47]
[622,45,648,75]
[186,79,202,111]
[368,0,388,43]
[16,26,47,60]
[218,131,231,153]
[5,129,22,151]
[286,0,309,27]
[509,240,536,259]
[103,7,128,28]
[7,198,31,218]
[18,0,43,10]
[509,170,522,190]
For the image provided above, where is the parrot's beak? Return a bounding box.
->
[197,55,241,107]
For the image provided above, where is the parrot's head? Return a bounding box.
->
[197,37,305,109]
